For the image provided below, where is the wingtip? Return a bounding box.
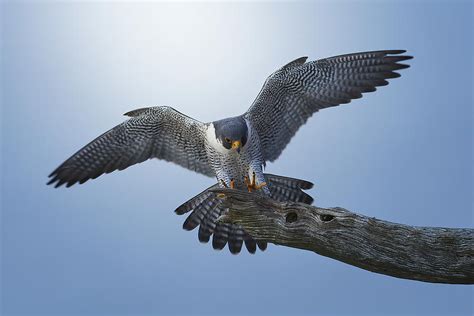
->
[47,176,62,188]
[304,181,315,190]
[389,49,406,54]
[54,179,67,188]
[384,50,413,63]
[281,56,308,70]
[123,107,154,117]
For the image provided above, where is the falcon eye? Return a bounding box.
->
[225,137,231,143]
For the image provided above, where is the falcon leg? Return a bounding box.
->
[244,172,267,193]
[218,178,235,197]
[220,179,235,188]
[244,176,250,191]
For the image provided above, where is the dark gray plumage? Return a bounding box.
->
[48,106,213,188]
[48,50,412,254]
[245,50,412,161]
[212,117,248,150]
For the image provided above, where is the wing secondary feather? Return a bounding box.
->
[245,50,412,162]
[48,106,213,187]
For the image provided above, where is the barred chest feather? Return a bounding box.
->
[204,120,265,189]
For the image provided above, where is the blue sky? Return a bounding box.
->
[1,1,472,315]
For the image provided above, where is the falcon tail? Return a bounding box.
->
[175,174,314,254]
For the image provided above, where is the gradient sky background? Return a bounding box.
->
[1,1,473,315]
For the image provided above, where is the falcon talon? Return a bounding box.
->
[244,172,266,192]
[256,182,267,190]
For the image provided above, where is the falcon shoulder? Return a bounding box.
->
[48,106,214,188]
[244,50,413,162]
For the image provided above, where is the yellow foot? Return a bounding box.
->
[244,172,267,193]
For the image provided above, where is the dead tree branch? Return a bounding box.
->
[213,189,474,284]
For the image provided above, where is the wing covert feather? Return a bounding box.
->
[245,50,412,161]
[48,106,213,187]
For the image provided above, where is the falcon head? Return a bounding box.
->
[212,116,248,153]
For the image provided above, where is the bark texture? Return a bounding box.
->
[213,189,474,284]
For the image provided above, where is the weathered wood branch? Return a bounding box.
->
[213,189,474,284]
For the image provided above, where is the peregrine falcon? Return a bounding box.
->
[48,50,412,254]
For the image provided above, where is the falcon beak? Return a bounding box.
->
[232,140,242,153]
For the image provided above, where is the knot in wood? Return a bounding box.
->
[285,212,298,223]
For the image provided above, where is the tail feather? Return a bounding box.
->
[175,173,314,254]
[265,174,314,204]
[244,235,257,254]
[257,241,268,251]
[198,199,220,242]
[228,225,245,254]
[212,223,230,250]
[175,185,217,215]
[182,201,207,231]
[266,174,314,190]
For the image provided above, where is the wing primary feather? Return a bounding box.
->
[245,50,412,162]
[47,106,214,188]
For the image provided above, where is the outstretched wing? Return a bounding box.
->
[245,50,412,162]
[48,106,214,187]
